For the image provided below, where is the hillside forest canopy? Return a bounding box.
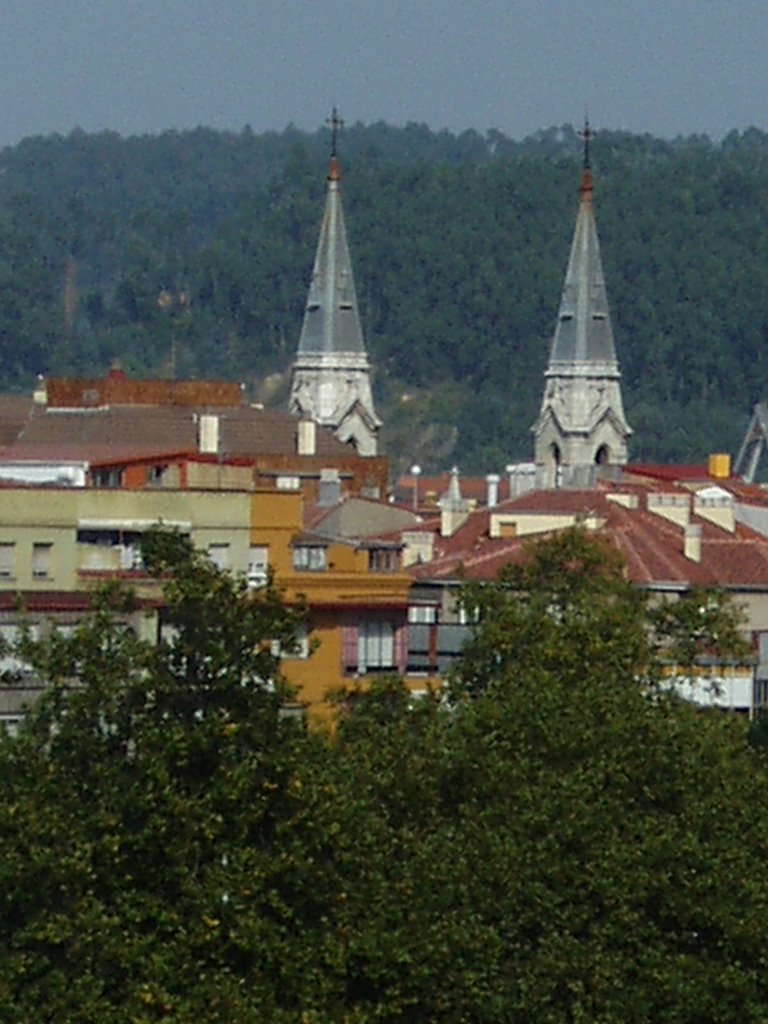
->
[1,528,766,1022]
[0,120,767,472]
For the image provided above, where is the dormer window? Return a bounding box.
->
[292,545,327,572]
[368,547,399,572]
[92,467,123,488]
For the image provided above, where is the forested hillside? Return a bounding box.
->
[1,120,767,472]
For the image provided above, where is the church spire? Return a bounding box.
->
[533,123,631,488]
[289,107,381,456]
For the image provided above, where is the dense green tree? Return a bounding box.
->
[1,513,768,1021]
[325,533,768,1022]
[0,532,333,1021]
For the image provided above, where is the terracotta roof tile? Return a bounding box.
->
[0,396,37,446]
[408,485,768,591]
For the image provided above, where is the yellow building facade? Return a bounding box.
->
[249,490,412,710]
[0,484,412,722]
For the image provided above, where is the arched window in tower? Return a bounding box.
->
[551,442,562,489]
[595,444,610,466]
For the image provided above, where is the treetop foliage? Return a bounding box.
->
[1,529,766,1020]
[452,527,750,700]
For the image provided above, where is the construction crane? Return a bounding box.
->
[734,401,768,482]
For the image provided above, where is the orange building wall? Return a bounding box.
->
[249,491,303,578]
[246,489,411,712]
[282,607,346,710]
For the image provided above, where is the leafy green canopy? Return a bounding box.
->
[1,529,767,1022]
[453,528,750,698]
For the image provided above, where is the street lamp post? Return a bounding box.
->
[410,464,422,511]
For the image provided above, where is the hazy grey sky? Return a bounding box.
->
[0,1,764,147]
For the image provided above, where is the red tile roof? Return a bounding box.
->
[407,484,768,591]
[624,463,714,482]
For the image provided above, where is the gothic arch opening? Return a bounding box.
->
[595,444,610,466]
[550,443,562,489]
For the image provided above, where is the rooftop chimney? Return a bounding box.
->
[684,523,702,563]
[486,473,500,508]
[318,467,341,506]
[297,417,317,456]
[198,414,220,455]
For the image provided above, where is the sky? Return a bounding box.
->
[0,1,764,148]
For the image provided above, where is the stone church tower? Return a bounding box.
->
[533,127,631,488]
[289,111,381,456]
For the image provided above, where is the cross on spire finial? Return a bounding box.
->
[327,106,344,158]
[579,117,594,170]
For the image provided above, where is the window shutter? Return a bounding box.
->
[394,623,407,674]
[0,543,14,577]
[341,624,358,673]
[32,543,52,579]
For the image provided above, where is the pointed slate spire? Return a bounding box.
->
[533,123,631,488]
[289,108,381,456]
[547,121,619,373]
[438,467,470,537]
[439,466,464,508]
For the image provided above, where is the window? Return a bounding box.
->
[407,617,433,675]
[277,475,301,491]
[0,714,22,737]
[91,467,124,488]
[595,444,610,466]
[0,542,15,578]
[271,622,310,660]
[207,543,230,570]
[119,543,144,570]
[292,545,327,572]
[52,621,80,638]
[408,604,437,624]
[358,620,395,673]
[32,543,52,579]
[146,464,168,486]
[368,547,399,573]
[0,623,39,679]
[247,546,269,587]
[159,619,180,646]
[77,528,145,571]
[456,602,479,626]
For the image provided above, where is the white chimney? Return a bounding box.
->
[684,523,701,563]
[486,473,500,508]
[198,414,220,455]
[297,418,316,456]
